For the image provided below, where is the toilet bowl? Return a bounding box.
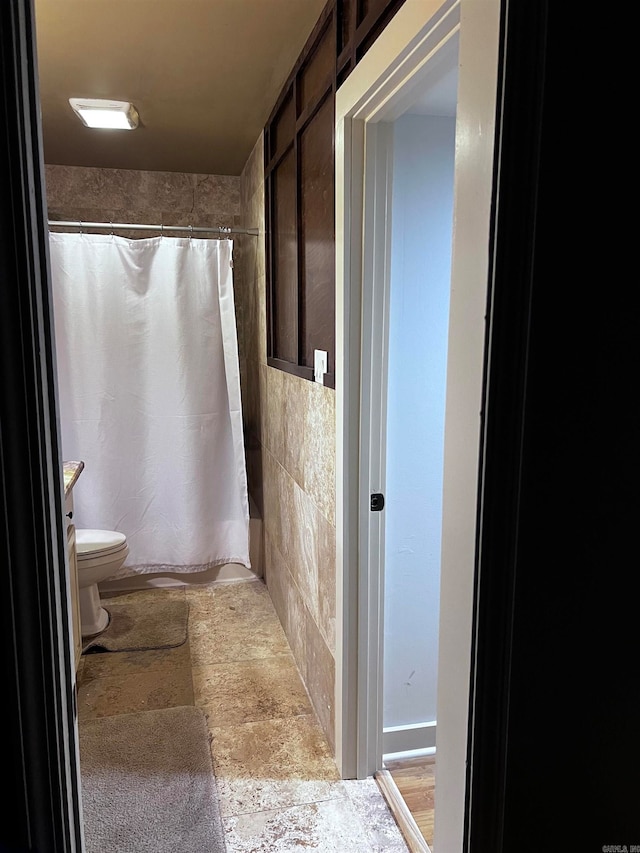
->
[76,529,129,637]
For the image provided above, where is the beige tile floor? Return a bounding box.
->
[76,578,409,852]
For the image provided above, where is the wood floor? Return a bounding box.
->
[384,754,436,851]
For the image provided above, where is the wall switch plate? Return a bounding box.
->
[314,349,328,384]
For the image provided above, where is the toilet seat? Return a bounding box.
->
[76,529,127,560]
[77,544,129,570]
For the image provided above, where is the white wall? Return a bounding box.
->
[383,113,456,732]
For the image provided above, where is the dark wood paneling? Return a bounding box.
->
[358,0,371,25]
[267,357,314,382]
[337,58,353,87]
[265,0,408,384]
[356,0,406,61]
[298,23,335,114]
[264,0,336,129]
[272,149,298,363]
[299,95,335,371]
[270,93,295,160]
[339,0,407,83]
[338,0,356,53]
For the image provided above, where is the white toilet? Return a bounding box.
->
[76,529,129,637]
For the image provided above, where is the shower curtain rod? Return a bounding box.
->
[48,220,259,236]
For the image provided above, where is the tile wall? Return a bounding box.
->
[45,163,243,345]
[45,155,338,755]
[237,135,337,753]
[45,165,241,236]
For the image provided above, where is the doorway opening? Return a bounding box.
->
[335,0,501,850]
[359,39,457,853]
[377,94,457,853]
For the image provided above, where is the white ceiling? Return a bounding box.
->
[34,0,327,176]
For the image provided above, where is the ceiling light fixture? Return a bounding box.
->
[69,98,139,130]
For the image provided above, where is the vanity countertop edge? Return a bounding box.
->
[63,460,84,498]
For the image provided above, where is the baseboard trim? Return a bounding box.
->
[384,745,436,763]
[375,768,431,853]
[383,720,436,755]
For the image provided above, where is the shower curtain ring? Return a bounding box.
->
[79,220,83,234]
[110,221,114,236]
[189,224,193,241]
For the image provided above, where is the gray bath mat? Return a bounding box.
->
[80,706,225,853]
[83,596,188,653]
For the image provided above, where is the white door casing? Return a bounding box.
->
[335,1,501,850]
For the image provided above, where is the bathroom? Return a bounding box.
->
[36,0,369,849]
[38,0,338,727]
[32,0,456,844]
[46,154,338,747]
[10,2,631,851]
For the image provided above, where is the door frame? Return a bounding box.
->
[334,0,501,848]
[0,0,84,849]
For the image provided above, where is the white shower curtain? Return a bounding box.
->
[50,232,250,575]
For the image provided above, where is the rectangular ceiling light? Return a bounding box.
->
[69,98,139,130]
